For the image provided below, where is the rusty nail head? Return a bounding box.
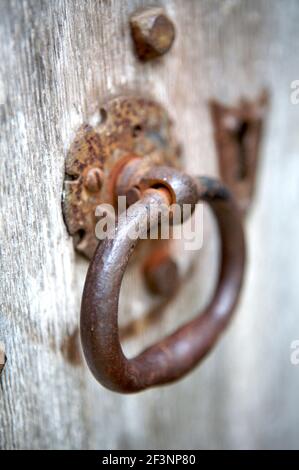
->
[209,91,269,214]
[84,167,103,192]
[130,7,175,61]
[0,342,6,376]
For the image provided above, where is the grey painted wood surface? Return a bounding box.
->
[0,0,299,449]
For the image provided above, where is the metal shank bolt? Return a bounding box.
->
[130,7,175,61]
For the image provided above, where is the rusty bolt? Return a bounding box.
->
[143,250,180,297]
[125,186,141,207]
[130,7,175,61]
[84,167,103,192]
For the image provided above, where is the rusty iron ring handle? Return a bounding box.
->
[81,167,246,393]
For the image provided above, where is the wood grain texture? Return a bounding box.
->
[1,0,299,449]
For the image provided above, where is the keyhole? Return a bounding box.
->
[235,120,249,181]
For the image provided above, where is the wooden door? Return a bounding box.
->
[1,0,299,449]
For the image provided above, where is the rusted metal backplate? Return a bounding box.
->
[63,96,180,258]
[210,91,269,214]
